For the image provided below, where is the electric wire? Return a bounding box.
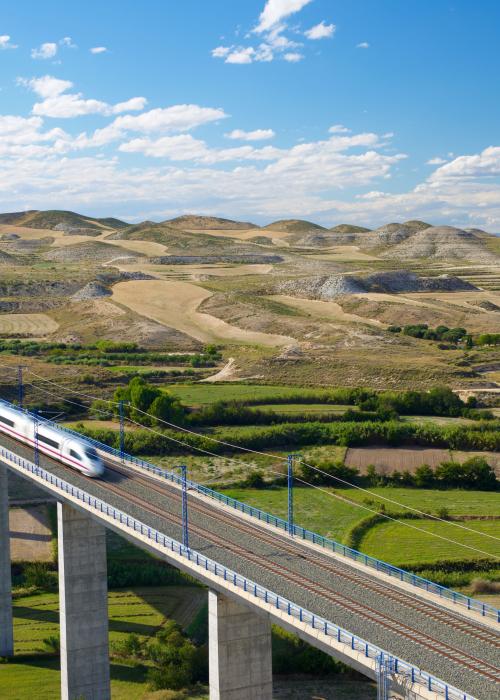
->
[7,365,500,548]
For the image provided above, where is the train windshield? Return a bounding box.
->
[84,446,99,460]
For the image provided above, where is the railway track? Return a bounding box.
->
[101,461,500,687]
[105,460,500,647]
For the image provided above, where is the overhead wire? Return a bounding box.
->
[9,364,500,547]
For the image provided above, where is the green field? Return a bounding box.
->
[222,486,500,567]
[12,587,203,656]
[168,384,325,406]
[224,486,367,541]
[251,403,350,415]
[1,587,207,700]
[360,520,500,565]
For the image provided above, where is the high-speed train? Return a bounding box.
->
[0,401,105,477]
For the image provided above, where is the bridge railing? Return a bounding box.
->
[8,401,499,624]
[0,444,475,700]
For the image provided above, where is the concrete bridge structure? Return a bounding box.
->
[0,413,499,700]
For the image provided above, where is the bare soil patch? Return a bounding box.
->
[112,280,294,346]
[268,295,385,328]
[0,313,59,336]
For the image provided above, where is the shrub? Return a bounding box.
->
[244,470,266,488]
[470,578,500,594]
[300,460,360,486]
[146,622,200,691]
[23,563,57,591]
[414,464,434,488]
[43,634,60,654]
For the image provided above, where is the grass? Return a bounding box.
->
[250,403,351,415]
[343,487,500,517]
[2,586,207,700]
[221,486,500,564]
[360,520,500,565]
[222,486,369,542]
[168,384,321,406]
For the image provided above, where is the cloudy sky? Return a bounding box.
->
[1,0,499,228]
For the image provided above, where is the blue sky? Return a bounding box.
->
[0,0,499,228]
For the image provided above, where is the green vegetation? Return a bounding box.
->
[221,485,500,585]
[0,339,221,368]
[388,325,500,348]
[2,588,207,700]
[388,324,468,344]
[360,520,499,565]
[475,333,500,346]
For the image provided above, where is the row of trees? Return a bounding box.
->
[388,324,468,344]
[299,456,497,491]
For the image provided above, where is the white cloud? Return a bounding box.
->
[304,21,335,40]
[111,104,228,133]
[31,42,58,60]
[19,75,147,118]
[356,42,370,49]
[226,47,255,64]
[427,157,447,165]
[428,146,500,180]
[0,35,17,50]
[226,129,275,141]
[211,46,231,58]
[255,0,313,33]
[19,75,73,99]
[329,124,351,134]
[90,46,108,54]
[212,0,315,64]
[59,37,77,49]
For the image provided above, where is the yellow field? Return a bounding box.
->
[0,313,59,335]
[110,261,274,278]
[112,280,294,346]
[268,295,385,328]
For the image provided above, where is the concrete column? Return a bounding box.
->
[0,464,13,657]
[58,503,110,700]
[208,589,273,700]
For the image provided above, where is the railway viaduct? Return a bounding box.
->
[0,412,499,700]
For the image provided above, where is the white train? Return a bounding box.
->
[0,401,104,478]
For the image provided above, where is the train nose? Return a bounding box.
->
[91,461,105,478]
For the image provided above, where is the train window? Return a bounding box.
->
[69,449,82,461]
[36,433,59,449]
[0,414,14,427]
[84,446,98,459]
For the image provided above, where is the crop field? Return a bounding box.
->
[250,403,350,414]
[168,383,319,406]
[360,520,499,565]
[268,295,385,328]
[222,486,500,567]
[112,280,293,346]
[345,447,500,474]
[0,314,59,336]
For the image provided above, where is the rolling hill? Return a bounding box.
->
[166,215,257,230]
[262,219,326,233]
[0,210,129,231]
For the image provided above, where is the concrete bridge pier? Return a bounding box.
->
[0,463,13,657]
[208,589,273,700]
[58,503,110,700]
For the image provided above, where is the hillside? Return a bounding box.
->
[277,270,478,300]
[263,219,326,233]
[0,210,129,231]
[329,224,371,233]
[380,226,498,262]
[167,215,257,230]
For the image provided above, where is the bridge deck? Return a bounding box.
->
[2,432,499,700]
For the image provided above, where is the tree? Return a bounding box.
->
[414,464,434,488]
